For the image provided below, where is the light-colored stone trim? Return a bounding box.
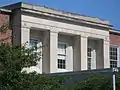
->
[21,8,112,29]
[103,40,110,68]
[21,27,30,47]
[80,36,88,70]
[22,20,109,39]
[49,31,58,73]
[20,2,112,26]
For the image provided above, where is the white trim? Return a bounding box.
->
[92,49,96,69]
[117,47,120,67]
[87,46,96,70]
[110,45,119,68]
[29,38,43,73]
[57,42,67,72]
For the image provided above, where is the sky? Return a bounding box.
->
[0,0,120,30]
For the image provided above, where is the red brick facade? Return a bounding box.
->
[110,32,120,46]
[0,14,12,44]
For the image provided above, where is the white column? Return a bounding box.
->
[67,45,73,71]
[73,36,81,71]
[103,40,110,68]
[80,36,88,70]
[21,27,30,47]
[42,31,50,73]
[91,50,96,69]
[50,31,58,73]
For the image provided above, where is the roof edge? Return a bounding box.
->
[110,29,120,34]
[1,2,22,9]
[21,2,112,26]
[0,8,11,14]
[1,2,113,28]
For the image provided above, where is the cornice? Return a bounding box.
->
[110,29,120,34]
[21,8,113,29]
[1,2,113,29]
[0,8,11,14]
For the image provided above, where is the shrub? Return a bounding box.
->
[73,76,113,90]
[0,70,67,90]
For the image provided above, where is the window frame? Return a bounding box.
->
[57,42,67,70]
[87,47,92,70]
[110,45,120,68]
[29,38,43,73]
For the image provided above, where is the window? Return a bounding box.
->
[57,43,66,69]
[110,46,118,68]
[30,39,39,55]
[29,39,42,59]
[30,39,38,49]
[88,48,92,70]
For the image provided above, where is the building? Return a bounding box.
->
[110,30,120,68]
[0,2,119,73]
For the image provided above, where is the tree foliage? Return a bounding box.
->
[73,76,112,90]
[73,75,120,90]
[0,23,67,90]
[0,71,67,90]
[0,43,40,72]
[0,43,67,90]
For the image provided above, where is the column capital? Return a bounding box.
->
[81,35,88,38]
[104,36,110,42]
[22,22,31,29]
[103,39,110,45]
[50,31,58,38]
[50,26,59,33]
[50,30,58,33]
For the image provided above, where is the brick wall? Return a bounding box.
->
[0,13,12,44]
[110,32,120,46]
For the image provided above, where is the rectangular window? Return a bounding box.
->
[88,48,92,70]
[30,39,38,49]
[110,46,118,68]
[29,39,42,59]
[57,43,66,69]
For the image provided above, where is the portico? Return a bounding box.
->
[19,21,110,73]
[9,2,111,73]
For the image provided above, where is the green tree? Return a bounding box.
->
[0,43,40,72]
[0,23,41,72]
[0,23,67,90]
